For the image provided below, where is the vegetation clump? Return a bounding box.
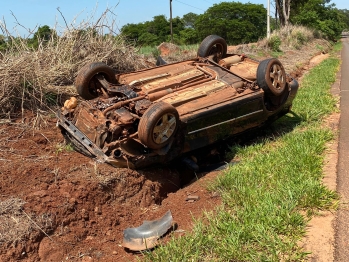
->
[0,11,148,117]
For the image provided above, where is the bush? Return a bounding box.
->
[267,35,282,52]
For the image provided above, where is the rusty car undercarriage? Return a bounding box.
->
[57,35,299,169]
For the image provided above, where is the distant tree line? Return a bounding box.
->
[0,0,348,51]
[121,2,268,46]
[121,0,349,46]
[0,25,55,51]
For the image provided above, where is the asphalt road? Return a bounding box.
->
[335,34,349,261]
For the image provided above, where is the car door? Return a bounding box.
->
[180,90,266,152]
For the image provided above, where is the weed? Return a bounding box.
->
[316,44,324,52]
[151,48,161,59]
[55,142,74,154]
[332,41,342,53]
[267,35,282,52]
[44,92,58,106]
[271,51,283,58]
[139,46,157,55]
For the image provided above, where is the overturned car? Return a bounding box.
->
[57,35,298,169]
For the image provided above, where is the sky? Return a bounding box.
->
[0,0,348,37]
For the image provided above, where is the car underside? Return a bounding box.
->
[57,35,298,169]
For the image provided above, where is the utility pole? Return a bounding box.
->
[267,0,270,38]
[170,0,173,43]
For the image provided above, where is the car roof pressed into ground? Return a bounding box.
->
[57,35,299,169]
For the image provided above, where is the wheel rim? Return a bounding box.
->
[208,43,224,59]
[269,64,285,91]
[88,74,105,97]
[152,113,177,144]
[88,76,99,96]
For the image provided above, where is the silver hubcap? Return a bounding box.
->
[270,64,285,89]
[152,113,177,144]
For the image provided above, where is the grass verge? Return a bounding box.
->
[144,45,341,261]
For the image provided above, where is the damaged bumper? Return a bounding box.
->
[56,111,135,169]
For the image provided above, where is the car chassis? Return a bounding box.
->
[57,35,298,169]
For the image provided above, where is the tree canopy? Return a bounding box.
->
[27,25,56,49]
[291,0,347,39]
[120,0,349,46]
[121,2,267,46]
[195,2,266,45]
[121,15,185,46]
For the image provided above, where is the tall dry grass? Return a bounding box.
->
[0,9,149,118]
[270,25,316,49]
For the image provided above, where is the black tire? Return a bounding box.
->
[197,35,227,61]
[257,58,286,96]
[75,62,117,100]
[138,102,179,149]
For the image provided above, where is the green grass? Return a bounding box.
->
[55,142,74,154]
[144,44,341,261]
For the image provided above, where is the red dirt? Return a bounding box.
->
[0,117,221,261]
[157,42,179,56]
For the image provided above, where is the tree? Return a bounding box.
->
[182,12,199,29]
[138,32,159,46]
[121,23,145,42]
[149,15,170,41]
[195,2,267,45]
[34,25,53,41]
[336,9,349,29]
[121,15,170,45]
[28,25,56,49]
[291,0,346,40]
[275,0,291,26]
[0,35,7,51]
[180,28,198,44]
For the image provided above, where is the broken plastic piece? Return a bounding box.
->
[122,210,173,251]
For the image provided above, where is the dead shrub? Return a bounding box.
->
[0,8,149,118]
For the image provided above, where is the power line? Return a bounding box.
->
[174,0,206,12]
[202,0,214,5]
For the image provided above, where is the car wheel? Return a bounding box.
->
[197,35,227,62]
[257,58,286,96]
[75,62,117,100]
[138,102,179,149]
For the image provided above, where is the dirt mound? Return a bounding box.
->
[157,42,179,56]
[0,119,221,261]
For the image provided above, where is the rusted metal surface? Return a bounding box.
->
[56,111,109,163]
[229,58,259,80]
[57,50,298,169]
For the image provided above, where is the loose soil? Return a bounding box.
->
[0,39,336,261]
